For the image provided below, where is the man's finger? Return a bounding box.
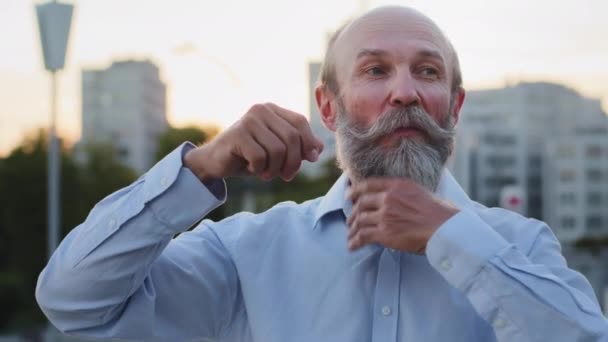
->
[347,199,381,228]
[261,110,304,180]
[348,178,392,203]
[238,133,268,175]
[265,103,324,161]
[347,208,381,237]
[348,227,377,251]
[250,122,286,179]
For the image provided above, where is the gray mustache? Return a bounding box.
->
[340,106,454,144]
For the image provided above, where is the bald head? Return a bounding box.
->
[320,6,462,97]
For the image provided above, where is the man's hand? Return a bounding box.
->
[184,103,324,182]
[346,178,459,254]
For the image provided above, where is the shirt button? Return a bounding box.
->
[381,306,391,316]
[440,258,452,271]
[160,177,169,187]
[493,318,507,329]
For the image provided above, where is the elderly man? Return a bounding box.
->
[36,6,607,342]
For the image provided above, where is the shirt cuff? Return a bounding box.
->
[145,142,227,234]
[426,209,511,290]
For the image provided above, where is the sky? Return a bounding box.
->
[1,0,607,156]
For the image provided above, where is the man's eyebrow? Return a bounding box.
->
[356,48,445,63]
[356,49,389,59]
[416,49,445,63]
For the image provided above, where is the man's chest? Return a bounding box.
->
[231,237,495,342]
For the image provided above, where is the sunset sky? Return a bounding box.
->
[1,0,607,156]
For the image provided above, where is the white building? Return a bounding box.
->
[80,60,168,173]
[544,129,608,243]
[450,82,608,308]
[451,82,607,221]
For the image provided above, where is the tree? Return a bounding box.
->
[0,130,137,333]
[0,130,79,331]
[154,125,226,222]
[155,125,220,162]
[76,143,137,209]
[223,158,342,215]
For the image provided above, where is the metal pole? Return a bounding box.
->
[47,70,60,260]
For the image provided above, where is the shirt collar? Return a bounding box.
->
[312,169,474,230]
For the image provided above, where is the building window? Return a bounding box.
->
[587,192,602,206]
[483,134,516,146]
[560,192,576,205]
[561,216,576,230]
[528,155,542,169]
[527,176,541,189]
[586,169,603,182]
[586,145,602,159]
[485,155,516,168]
[484,177,517,188]
[586,216,603,230]
[557,145,575,158]
[559,169,576,182]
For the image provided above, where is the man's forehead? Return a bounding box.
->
[333,7,449,62]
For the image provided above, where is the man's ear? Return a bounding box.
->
[315,84,338,132]
[450,87,466,127]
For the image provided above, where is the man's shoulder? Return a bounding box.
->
[467,201,554,254]
[229,196,322,224]
[203,196,324,243]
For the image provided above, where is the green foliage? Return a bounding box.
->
[574,236,608,255]
[223,158,342,216]
[267,159,341,205]
[0,130,73,330]
[155,125,227,222]
[0,130,136,333]
[77,143,138,207]
[155,125,219,162]
[0,126,336,333]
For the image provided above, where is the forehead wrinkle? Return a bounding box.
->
[332,8,452,83]
[356,48,389,60]
[336,7,446,48]
[355,47,446,69]
[320,5,462,100]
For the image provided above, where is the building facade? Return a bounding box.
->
[450,82,608,309]
[81,60,168,173]
[451,82,607,221]
[544,129,608,243]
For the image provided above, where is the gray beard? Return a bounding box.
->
[335,104,455,192]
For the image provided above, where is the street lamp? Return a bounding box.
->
[36,1,74,260]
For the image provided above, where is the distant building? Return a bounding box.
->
[301,61,337,178]
[544,128,608,243]
[450,82,608,308]
[561,245,608,314]
[80,60,168,173]
[451,82,607,222]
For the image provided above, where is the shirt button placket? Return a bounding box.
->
[371,248,401,342]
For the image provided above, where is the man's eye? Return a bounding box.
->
[366,66,386,76]
[420,67,439,78]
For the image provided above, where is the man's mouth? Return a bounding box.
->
[377,126,427,147]
[392,126,424,137]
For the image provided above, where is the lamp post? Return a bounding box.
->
[36,1,74,260]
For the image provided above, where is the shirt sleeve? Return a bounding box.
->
[426,209,608,342]
[35,142,241,341]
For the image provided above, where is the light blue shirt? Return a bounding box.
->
[36,143,608,341]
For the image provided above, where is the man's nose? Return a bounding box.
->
[389,72,420,107]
